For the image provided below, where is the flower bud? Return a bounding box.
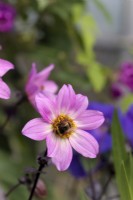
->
[35,179,47,198]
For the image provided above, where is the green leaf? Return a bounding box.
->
[129,155,133,198]
[122,154,133,194]
[111,110,128,199]
[120,94,133,112]
[79,189,89,200]
[77,51,88,65]
[72,4,97,59]
[111,112,133,200]
[79,14,97,54]
[120,161,132,200]
[72,4,106,92]
[111,110,127,165]
[87,63,107,92]
[71,3,84,23]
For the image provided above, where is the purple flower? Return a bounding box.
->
[69,152,87,178]
[110,83,123,99]
[0,58,14,99]
[22,85,104,171]
[121,104,133,147]
[0,2,16,32]
[88,102,114,154]
[118,62,133,92]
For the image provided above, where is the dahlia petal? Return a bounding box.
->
[76,110,105,130]
[70,94,89,119]
[69,129,99,158]
[46,133,58,156]
[46,135,73,171]
[28,63,37,81]
[36,64,54,81]
[0,78,11,99]
[0,58,14,77]
[25,84,37,98]
[44,80,58,93]
[25,65,37,96]
[56,84,77,114]
[38,91,56,103]
[35,94,56,122]
[52,151,72,171]
[28,64,55,91]
[22,118,51,140]
[68,84,76,110]
[25,63,39,95]
[56,85,69,112]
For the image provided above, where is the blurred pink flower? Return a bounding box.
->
[118,62,133,91]
[110,83,123,99]
[25,63,58,107]
[22,85,105,171]
[0,2,16,32]
[0,58,14,99]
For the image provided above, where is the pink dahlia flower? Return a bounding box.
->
[25,63,58,107]
[22,85,105,171]
[0,58,14,99]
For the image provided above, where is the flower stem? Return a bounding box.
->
[89,171,96,200]
[28,150,47,200]
[5,182,22,197]
[97,174,112,200]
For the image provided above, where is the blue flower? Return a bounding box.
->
[88,102,114,153]
[121,104,133,147]
[68,152,87,178]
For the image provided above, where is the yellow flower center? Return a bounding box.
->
[52,114,76,138]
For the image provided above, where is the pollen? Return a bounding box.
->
[52,114,76,138]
